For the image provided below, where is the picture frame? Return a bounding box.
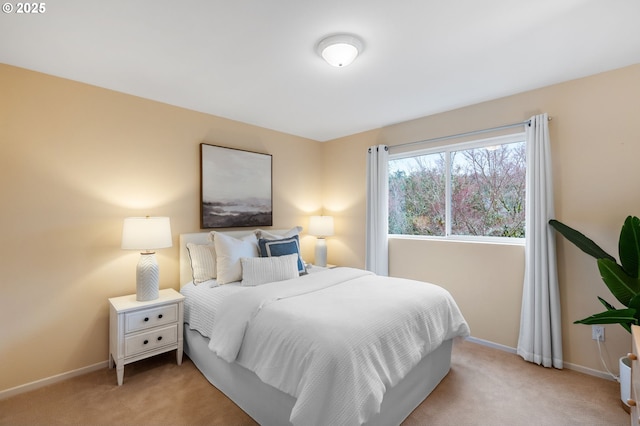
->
[200,143,273,229]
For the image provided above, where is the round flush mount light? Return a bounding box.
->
[316,34,364,67]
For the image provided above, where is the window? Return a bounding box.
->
[388,134,526,240]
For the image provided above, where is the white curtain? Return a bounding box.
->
[365,145,389,276]
[517,113,563,369]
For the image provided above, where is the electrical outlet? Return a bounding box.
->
[592,325,605,342]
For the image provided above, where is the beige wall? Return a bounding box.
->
[324,64,640,373]
[0,64,324,392]
[2,62,639,393]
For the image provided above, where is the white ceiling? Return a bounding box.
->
[2,0,639,141]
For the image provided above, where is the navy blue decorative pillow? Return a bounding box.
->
[258,235,307,275]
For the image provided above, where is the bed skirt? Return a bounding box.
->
[184,325,453,426]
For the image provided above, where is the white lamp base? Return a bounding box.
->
[315,238,328,267]
[136,252,159,301]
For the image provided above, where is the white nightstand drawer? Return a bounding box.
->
[124,324,178,357]
[125,304,177,333]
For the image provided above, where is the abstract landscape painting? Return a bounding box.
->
[200,144,272,228]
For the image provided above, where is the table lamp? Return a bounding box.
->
[308,215,334,267]
[121,216,172,301]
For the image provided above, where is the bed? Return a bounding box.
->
[179,228,469,426]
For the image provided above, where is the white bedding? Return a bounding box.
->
[205,267,470,426]
[181,280,244,338]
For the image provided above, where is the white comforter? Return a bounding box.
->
[208,267,469,426]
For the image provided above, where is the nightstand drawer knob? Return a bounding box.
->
[158,314,163,319]
[628,399,637,407]
[157,336,163,341]
[144,317,149,322]
[143,340,149,345]
[628,353,638,361]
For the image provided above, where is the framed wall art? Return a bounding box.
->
[200,143,273,228]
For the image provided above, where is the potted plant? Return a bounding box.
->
[549,215,640,410]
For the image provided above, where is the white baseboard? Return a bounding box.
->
[562,360,618,381]
[0,360,109,400]
[464,336,617,382]
[465,336,517,354]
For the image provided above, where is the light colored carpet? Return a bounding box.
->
[0,339,628,425]
[404,340,627,426]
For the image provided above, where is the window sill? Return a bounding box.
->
[388,234,525,246]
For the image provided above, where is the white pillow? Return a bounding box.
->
[241,254,299,286]
[186,243,216,284]
[213,232,259,284]
[255,226,302,241]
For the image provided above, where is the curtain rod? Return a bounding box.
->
[390,116,552,151]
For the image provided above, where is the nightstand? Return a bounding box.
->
[108,288,185,385]
[306,264,337,273]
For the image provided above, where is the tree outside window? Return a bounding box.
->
[389,135,525,239]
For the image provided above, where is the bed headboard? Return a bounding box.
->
[179,228,295,288]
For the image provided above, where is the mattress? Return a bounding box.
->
[184,325,455,426]
[181,267,469,426]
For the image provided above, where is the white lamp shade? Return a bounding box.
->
[121,217,172,251]
[317,34,363,67]
[309,216,334,237]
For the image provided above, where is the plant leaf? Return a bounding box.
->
[597,296,616,311]
[548,219,615,261]
[619,216,640,278]
[597,258,640,306]
[599,296,633,332]
[574,308,637,326]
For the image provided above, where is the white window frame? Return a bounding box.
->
[388,132,526,245]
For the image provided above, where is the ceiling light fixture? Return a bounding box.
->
[316,34,364,68]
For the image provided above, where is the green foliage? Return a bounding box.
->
[619,216,640,277]
[548,219,614,261]
[549,216,640,332]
